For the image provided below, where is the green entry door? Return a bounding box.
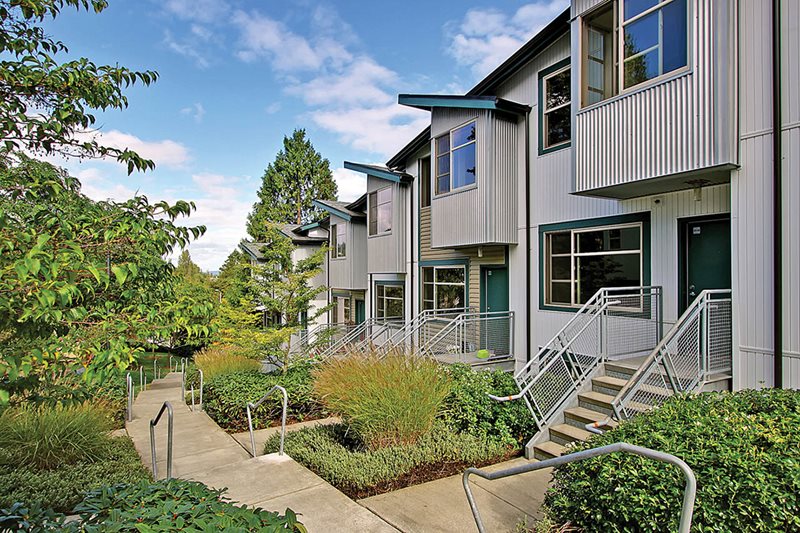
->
[481,267,510,357]
[681,216,731,313]
[355,299,366,324]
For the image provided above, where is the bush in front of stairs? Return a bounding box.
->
[441,363,538,448]
[544,389,800,532]
[264,421,509,498]
[0,479,306,532]
[0,436,150,513]
[312,354,452,449]
[202,361,324,432]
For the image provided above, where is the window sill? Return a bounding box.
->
[433,183,478,200]
[577,68,692,115]
[539,141,571,157]
[368,231,392,239]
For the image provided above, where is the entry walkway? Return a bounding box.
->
[126,372,397,532]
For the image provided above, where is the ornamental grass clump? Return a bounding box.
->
[0,403,112,470]
[194,344,261,380]
[312,353,451,449]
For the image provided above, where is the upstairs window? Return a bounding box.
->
[435,121,476,195]
[540,62,571,152]
[581,0,688,107]
[419,156,431,208]
[330,223,347,258]
[369,186,392,236]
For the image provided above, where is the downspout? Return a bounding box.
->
[524,110,532,363]
[409,181,414,319]
[772,0,783,388]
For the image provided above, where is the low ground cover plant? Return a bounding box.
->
[545,389,800,532]
[313,354,451,449]
[202,361,324,432]
[0,479,306,532]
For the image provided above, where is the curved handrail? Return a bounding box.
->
[149,401,174,479]
[126,372,134,422]
[463,442,696,533]
[246,385,288,458]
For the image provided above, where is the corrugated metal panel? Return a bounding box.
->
[366,178,407,274]
[785,129,800,385]
[327,214,367,290]
[572,0,605,18]
[574,0,737,194]
[491,114,519,244]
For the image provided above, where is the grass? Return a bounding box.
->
[193,344,261,380]
[0,403,113,470]
[313,354,452,449]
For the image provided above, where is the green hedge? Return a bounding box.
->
[545,389,800,532]
[442,364,537,448]
[264,422,508,497]
[0,437,151,514]
[202,362,325,433]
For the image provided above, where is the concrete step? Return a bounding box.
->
[549,423,592,446]
[591,375,628,396]
[564,406,619,430]
[533,440,566,460]
[604,360,639,380]
[578,390,616,414]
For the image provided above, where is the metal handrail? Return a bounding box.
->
[463,442,696,533]
[246,385,287,458]
[612,289,731,419]
[317,317,381,360]
[149,401,174,479]
[190,369,204,412]
[378,307,473,356]
[419,310,515,360]
[126,372,134,422]
[139,366,145,391]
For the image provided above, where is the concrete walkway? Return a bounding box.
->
[126,373,397,532]
[231,416,341,456]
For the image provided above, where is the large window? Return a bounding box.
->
[581,0,688,106]
[545,223,643,307]
[330,223,346,258]
[422,266,466,310]
[419,157,431,208]
[369,186,392,236]
[435,121,476,195]
[333,296,351,324]
[375,284,404,319]
[540,64,571,151]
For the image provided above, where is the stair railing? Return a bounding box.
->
[246,385,287,458]
[126,372,134,422]
[463,442,697,533]
[317,318,381,360]
[149,401,174,479]
[419,311,515,362]
[306,323,359,357]
[351,318,405,353]
[376,307,472,356]
[612,289,732,420]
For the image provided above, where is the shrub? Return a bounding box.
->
[193,344,261,380]
[545,389,800,532]
[264,422,509,498]
[0,437,151,514]
[0,403,113,470]
[0,502,71,532]
[313,354,451,449]
[442,364,538,448]
[202,362,323,432]
[75,478,306,531]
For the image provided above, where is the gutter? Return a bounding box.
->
[524,111,532,363]
[772,0,783,388]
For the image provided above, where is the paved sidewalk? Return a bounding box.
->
[231,416,341,455]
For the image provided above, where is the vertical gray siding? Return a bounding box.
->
[366,176,407,274]
[327,214,367,290]
[572,0,604,18]
[573,0,738,193]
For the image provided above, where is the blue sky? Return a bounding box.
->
[45,0,567,270]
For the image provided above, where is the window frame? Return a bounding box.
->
[368,186,393,237]
[434,119,477,197]
[330,222,347,259]
[538,59,572,155]
[419,156,432,208]
[540,214,651,312]
[421,265,467,311]
[375,283,405,319]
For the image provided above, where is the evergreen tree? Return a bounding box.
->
[246,129,337,239]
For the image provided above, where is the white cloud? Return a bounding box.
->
[76,167,138,201]
[446,0,568,78]
[163,30,210,68]
[163,0,229,24]
[180,102,206,123]
[264,102,282,114]
[79,130,191,169]
[332,167,366,202]
[288,57,397,107]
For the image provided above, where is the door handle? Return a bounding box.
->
[689,284,697,298]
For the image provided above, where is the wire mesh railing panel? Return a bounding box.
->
[706,299,732,374]
[527,355,577,423]
[663,312,702,392]
[617,356,672,418]
[421,312,514,363]
[605,287,662,360]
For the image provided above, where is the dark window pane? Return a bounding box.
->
[662,0,688,73]
[436,135,449,155]
[436,284,464,309]
[550,281,572,304]
[578,227,640,253]
[576,254,641,303]
[423,268,433,283]
[437,154,450,176]
[452,144,476,189]
[436,174,450,194]
[386,298,404,318]
[550,232,571,254]
[624,0,658,20]
[420,157,431,207]
[424,283,434,301]
[546,106,571,147]
[452,122,476,147]
[338,242,346,257]
[378,204,391,233]
[551,256,571,280]
[624,11,659,59]
[546,70,570,110]
[385,286,403,298]
[436,268,464,284]
[369,192,377,235]
[624,48,659,87]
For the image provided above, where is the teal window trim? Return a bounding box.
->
[538,212,651,312]
[419,259,470,310]
[538,58,571,156]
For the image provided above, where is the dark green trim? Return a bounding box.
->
[538,58,571,156]
[419,259,469,267]
[299,221,320,232]
[538,212,652,313]
[344,161,412,184]
[479,265,509,313]
[418,259,470,309]
[374,280,405,286]
[312,200,352,222]
[398,94,530,115]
